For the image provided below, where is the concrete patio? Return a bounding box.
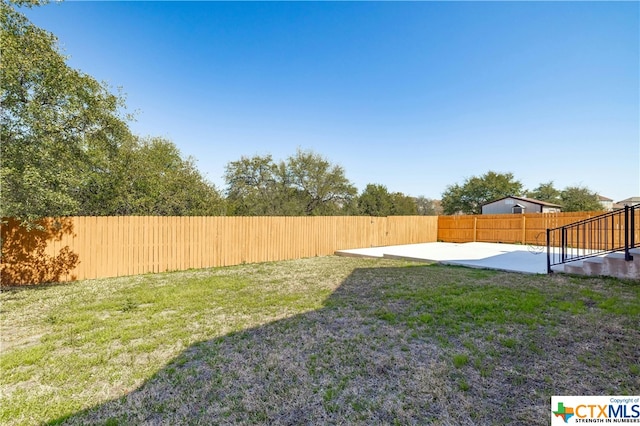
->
[336,242,550,274]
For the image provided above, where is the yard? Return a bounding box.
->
[1,256,638,425]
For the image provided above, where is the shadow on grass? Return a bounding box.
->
[48,264,638,425]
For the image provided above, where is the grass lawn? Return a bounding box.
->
[1,256,639,425]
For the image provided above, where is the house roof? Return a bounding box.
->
[615,196,640,205]
[482,195,562,208]
[597,195,613,202]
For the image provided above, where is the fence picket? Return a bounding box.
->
[437,211,605,246]
[5,212,605,286]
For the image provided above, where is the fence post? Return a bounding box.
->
[522,215,526,245]
[473,216,477,242]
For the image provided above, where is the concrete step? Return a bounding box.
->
[582,257,605,276]
[603,252,639,279]
[551,247,640,280]
[563,260,587,276]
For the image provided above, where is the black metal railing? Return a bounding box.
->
[547,204,640,273]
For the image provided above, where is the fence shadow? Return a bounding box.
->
[1,218,79,286]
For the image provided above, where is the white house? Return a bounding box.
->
[481,196,562,215]
[597,195,614,211]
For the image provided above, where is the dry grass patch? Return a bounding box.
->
[1,257,638,425]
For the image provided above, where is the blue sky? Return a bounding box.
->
[24,1,639,202]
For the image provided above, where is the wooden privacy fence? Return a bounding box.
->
[437,211,606,246]
[1,215,438,285]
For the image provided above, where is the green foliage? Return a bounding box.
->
[224,149,356,216]
[441,171,524,215]
[224,154,301,215]
[526,181,562,205]
[560,186,603,212]
[356,184,417,216]
[287,149,357,215]
[525,182,601,212]
[5,0,49,7]
[439,172,604,214]
[1,2,223,219]
[390,192,418,215]
[357,184,394,216]
[78,137,224,216]
[0,1,132,221]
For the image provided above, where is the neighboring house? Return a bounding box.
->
[597,195,614,211]
[614,196,640,209]
[481,196,562,214]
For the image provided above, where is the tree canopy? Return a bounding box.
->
[76,137,224,216]
[525,181,603,212]
[441,171,524,215]
[357,184,394,216]
[560,186,603,212]
[525,181,562,205]
[1,1,223,220]
[440,173,607,214]
[224,154,294,215]
[389,192,418,215]
[1,0,132,221]
[287,149,357,215]
[224,149,357,216]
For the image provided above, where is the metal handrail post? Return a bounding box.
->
[546,228,551,274]
[561,227,566,263]
[625,205,631,261]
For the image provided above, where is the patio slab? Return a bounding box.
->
[335,242,550,274]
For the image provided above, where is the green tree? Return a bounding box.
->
[224,149,356,216]
[8,0,48,6]
[1,1,132,222]
[441,171,524,215]
[560,186,603,212]
[143,138,221,215]
[223,154,297,215]
[357,184,393,216]
[356,185,418,216]
[75,137,224,216]
[390,192,418,215]
[287,149,357,215]
[526,181,562,205]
